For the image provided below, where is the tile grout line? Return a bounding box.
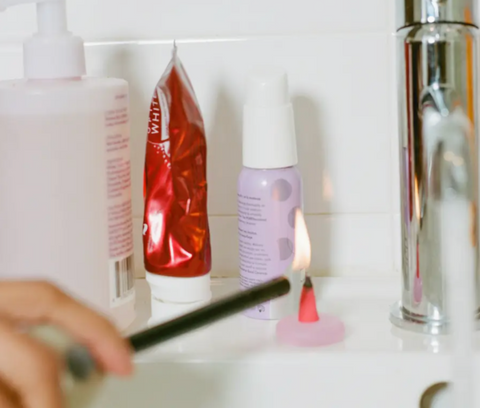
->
[386,30,396,276]
[0,30,396,48]
[385,0,399,274]
[387,0,401,277]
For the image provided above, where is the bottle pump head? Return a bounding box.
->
[0,0,86,79]
[242,67,298,169]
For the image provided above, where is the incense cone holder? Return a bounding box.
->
[276,314,345,347]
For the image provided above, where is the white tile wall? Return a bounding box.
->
[0,0,390,42]
[0,0,400,278]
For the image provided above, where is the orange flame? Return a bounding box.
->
[292,209,311,271]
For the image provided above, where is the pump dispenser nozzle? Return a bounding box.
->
[0,0,85,79]
[242,67,298,170]
[246,68,290,108]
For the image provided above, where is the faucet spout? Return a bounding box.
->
[438,119,477,408]
[423,86,473,203]
[390,3,480,334]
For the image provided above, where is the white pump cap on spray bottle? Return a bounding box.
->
[0,0,86,79]
[243,67,298,169]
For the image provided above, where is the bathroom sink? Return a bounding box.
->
[90,278,480,408]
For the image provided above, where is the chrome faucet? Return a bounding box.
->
[390,0,480,334]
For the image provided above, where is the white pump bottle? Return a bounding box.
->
[0,0,135,330]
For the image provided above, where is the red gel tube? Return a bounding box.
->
[143,48,211,279]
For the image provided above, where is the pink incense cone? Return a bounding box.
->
[298,277,320,322]
[276,277,345,347]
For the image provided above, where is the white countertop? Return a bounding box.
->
[93,278,480,408]
[128,276,478,360]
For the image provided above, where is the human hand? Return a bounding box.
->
[0,281,133,408]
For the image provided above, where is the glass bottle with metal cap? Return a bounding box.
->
[391,0,480,334]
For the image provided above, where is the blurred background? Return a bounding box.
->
[0,0,399,279]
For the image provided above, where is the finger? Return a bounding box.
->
[0,281,132,376]
[0,394,17,408]
[0,320,63,408]
[0,393,18,408]
[0,379,21,408]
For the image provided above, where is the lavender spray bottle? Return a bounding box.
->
[238,67,303,320]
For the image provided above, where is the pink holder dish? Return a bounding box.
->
[276,313,345,347]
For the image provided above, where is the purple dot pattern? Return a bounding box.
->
[288,206,300,228]
[278,237,294,261]
[238,167,302,319]
[271,179,292,202]
[273,182,297,260]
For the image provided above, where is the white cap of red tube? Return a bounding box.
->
[146,272,212,327]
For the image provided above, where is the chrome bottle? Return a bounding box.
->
[390,0,480,334]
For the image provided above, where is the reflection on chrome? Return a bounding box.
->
[391,0,480,334]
